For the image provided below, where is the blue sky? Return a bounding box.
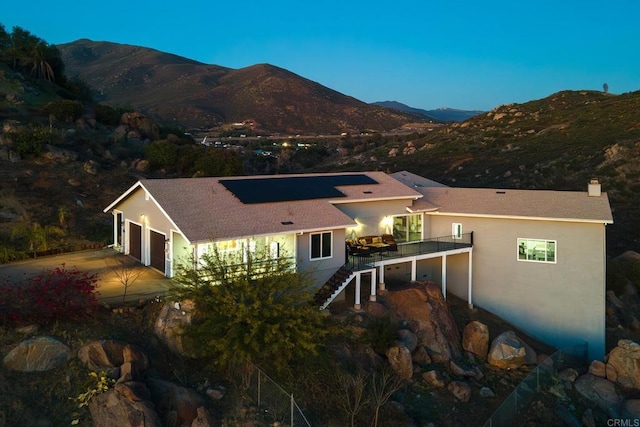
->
[3,0,639,111]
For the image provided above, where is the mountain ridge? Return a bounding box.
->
[372,100,485,122]
[58,39,426,133]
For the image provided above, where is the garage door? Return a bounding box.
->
[149,230,166,273]
[129,223,142,261]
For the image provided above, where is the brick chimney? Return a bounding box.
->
[588,178,601,197]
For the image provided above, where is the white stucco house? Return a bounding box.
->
[104,170,612,360]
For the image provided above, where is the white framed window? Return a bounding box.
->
[452,223,463,239]
[392,214,422,242]
[216,239,243,252]
[310,231,332,260]
[517,238,556,263]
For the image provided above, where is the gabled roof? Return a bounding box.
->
[105,171,422,243]
[409,186,613,224]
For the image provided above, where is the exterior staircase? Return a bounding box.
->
[313,265,356,310]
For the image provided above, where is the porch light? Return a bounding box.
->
[381,216,393,233]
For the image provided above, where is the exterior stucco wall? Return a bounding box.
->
[114,189,177,270]
[296,228,347,289]
[335,199,414,238]
[172,232,192,275]
[428,213,606,360]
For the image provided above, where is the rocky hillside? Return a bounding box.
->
[4,275,640,426]
[57,39,425,133]
[332,90,640,255]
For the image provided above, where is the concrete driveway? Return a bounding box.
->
[0,248,174,306]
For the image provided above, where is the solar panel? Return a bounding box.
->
[220,174,378,204]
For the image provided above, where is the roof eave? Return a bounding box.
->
[426,211,613,224]
[103,181,143,213]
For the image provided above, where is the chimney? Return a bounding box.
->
[588,178,601,197]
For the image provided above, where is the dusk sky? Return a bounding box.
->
[4,0,638,111]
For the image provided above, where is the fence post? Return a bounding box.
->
[291,393,294,427]
[257,370,261,408]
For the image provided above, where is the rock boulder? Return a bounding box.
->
[154,301,195,357]
[462,320,489,360]
[384,282,461,362]
[606,339,640,392]
[574,374,622,418]
[88,382,162,427]
[487,331,536,369]
[386,344,413,380]
[3,336,70,371]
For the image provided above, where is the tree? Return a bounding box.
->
[169,247,328,375]
[369,367,405,427]
[11,218,64,256]
[337,371,369,427]
[145,139,178,170]
[104,253,142,305]
[0,23,10,52]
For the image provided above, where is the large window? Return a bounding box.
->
[517,238,556,263]
[393,214,422,242]
[311,231,332,260]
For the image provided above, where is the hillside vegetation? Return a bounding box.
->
[58,39,425,133]
[330,90,640,255]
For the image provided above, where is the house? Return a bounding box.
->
[104,171,612,361]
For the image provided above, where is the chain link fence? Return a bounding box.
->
[483,343,588,427]
[237,362,311,427]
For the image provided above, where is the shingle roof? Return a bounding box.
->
[409,186,613,223]
[390,170,449,189]
[113,171,422,243]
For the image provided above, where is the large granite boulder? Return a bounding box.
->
[606,339,640,392]
[154,301,195,357]
[487,331,536,369]
[78,340,149,379]
[386,344,413,380]
[384,282,461,362]
[120,112,159,141]
[146,378,218,427]
[574,374,622,418]
[462,320,489,360]
[89,382,162,427]
[3,336,70,371]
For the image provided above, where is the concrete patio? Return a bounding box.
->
[0,247,173,306]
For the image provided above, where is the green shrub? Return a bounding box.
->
[9,126,57,157]
[364,316,398,354]
[145,139,178,169]
[44,99,83,122]
[94,104,133,126]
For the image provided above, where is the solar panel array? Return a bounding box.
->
[220,174,378,204]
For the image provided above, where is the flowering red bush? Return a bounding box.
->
[0,265,99,325]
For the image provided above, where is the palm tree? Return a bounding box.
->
[28,40,55,81]
[11,218,65,257]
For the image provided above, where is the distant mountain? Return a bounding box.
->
[57,40,426,133]
[372,101,484,122]
[344,90,640,254]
